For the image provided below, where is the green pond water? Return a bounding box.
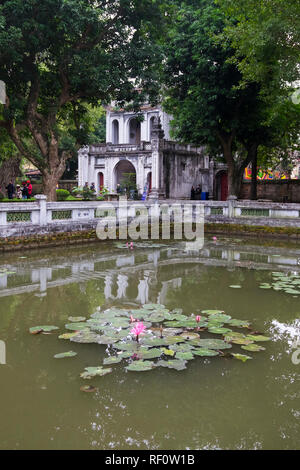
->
[0,237,299,450]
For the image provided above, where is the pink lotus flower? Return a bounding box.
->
[130,315,136,323]
[212,236,217,241]
[196,315,201,323]
[131,322,146,342]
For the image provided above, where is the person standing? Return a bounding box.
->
[6,180,15,199]
[191,186,195,200]
[22,182,28,200]
[16,184,22,199]
[27,180,33,198]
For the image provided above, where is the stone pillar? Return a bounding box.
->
[227,195,237,218]
[78,146,89,187]
[35,194,47,226]
[149,117,165,200]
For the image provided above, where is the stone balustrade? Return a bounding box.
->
[1,195,300,238]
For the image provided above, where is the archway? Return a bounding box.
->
[128,118,141,144]
[114,160,137,195]
[147,172,152,192]
[215,171,228,201]
[98,172,104,192]
[112,120,119,144]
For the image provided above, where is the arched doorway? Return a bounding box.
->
[128,118,141,145]
[98,172,104,192]
[215,171,228,201]
[112,120,119,144]
[147,172,152,192]
[114,160,137,196]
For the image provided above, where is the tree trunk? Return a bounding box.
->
[0,157,21,195]
[41,135,68,201]
[250,147,258,200]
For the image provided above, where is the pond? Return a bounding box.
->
[0,237,299,450]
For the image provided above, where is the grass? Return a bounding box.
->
[0,198,36,203]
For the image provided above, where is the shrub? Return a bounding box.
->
[56,189,70,201]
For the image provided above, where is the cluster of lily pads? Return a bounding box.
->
[30,304,270,387]
[260,271,300,296]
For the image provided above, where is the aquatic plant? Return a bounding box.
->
[30,303,271,388]
[131,322,147,342]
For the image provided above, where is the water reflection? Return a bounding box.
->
[0,238,299,299]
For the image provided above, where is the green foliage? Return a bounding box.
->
[72,186,96,200]
[0,0,166,198]
[217,0,300,90]
[56,189,70,201]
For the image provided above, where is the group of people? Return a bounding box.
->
[190,184,202,200]
[4,180,33,200]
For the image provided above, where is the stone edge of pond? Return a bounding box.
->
[0,222,300,253]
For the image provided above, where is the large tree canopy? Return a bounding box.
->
[162,0,299,197]
[0,0,165,199]
[217,0,300,92]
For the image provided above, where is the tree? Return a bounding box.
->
[0,127,21,194]
[163,0,300,198]
[217,0,300,92]
[162,0,269,196]
[0,0,165,200]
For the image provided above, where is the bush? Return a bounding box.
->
[71,186,96,200]
[56,189,70,201]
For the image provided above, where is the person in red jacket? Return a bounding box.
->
[27,180,33,198]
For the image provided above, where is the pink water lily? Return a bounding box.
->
[131,322,146,342]
[130,315,136,323]
[196,315,201,323]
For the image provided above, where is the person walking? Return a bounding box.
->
[6,180,15,199]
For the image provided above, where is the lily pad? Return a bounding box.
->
[228,319,251,328]
[68,316,86,322]
[80,366,112,379]
[175,351,194,361]
[246,335,271,342]
[193,348,219,357]
[231,353,252,362]
[126,360,155,372]
[103,356,122,365]
[70,330,100,344]
[54,351,77,359]
[195,339,232,350]
[161,348,175,357]
[29,325,59,334]
[137,348,162,360]
[180,332,200,340]
[208,327,232,335]
[59,332,78,340]
[201,310,224,315]
[156,360,187,371]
